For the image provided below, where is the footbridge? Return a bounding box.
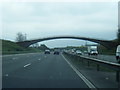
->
[16,36,118,49]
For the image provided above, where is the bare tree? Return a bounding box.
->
[16,32,27,42]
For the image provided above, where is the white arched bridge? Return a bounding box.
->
[16,36,118,49]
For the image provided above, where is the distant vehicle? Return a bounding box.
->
[71,49,75,53]
[69,49,76,54]
[83,51,88,54]
[44,50,50,54]
[53,49,60,55]
[116,45,120,63]
[90,50,98,55]
[76,50,82,55]
[54,51,59,55]
[88,46,98,55]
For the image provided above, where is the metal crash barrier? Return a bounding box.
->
[63,52,120,89]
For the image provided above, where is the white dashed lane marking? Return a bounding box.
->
[24,63,31,67]
[38,59,41,61]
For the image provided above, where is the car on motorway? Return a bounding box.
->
[89,50,98,55]
[116,45,120,63]
[75,50,82,55]
[53,50,60,55]
[83,51,88,54]
[44,49,50,54]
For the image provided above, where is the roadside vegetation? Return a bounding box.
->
[0,32,50,55]
[97,45,116,55]
[1,39,41,55]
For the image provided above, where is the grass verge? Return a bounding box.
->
[0,39,41,55]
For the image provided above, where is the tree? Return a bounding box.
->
[16,32,27,42]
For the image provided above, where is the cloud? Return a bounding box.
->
[2,18,117,40]
[2,2,117,21]
[2,2,34,15]
[2,2,118,43]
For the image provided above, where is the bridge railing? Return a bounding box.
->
[63,51,120,88]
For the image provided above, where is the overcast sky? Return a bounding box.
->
[1,2,118,48]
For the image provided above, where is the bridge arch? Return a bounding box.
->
[16,36,117,49]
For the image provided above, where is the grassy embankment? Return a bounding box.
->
[97,39,119,55]
[0,39,41,55]
[98,45,116,55]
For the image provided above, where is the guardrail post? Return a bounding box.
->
[77,57,80,61]
[97,64,100,71]
[87,61,90,67]
[77,56,79,61]
[81,59,83,63]
[116,71,120,89]
[116,71,119,82]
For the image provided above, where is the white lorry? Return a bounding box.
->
[116,45,120,63]
[88,46,98,55]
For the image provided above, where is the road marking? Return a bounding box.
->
[38,59,41,61]
[105,77,109,80]
[24,63,31,67]
[62,54,97,89]
[5,74,9,77]
[2,53,37,57]
[12,57,18,60]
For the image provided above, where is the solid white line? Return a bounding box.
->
[24,63,31,67]
[2,53,37,57]
[61,54,97,89]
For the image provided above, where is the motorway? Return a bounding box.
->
[2,52,91,88]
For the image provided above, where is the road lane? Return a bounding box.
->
[2,53,45,75]
[2,53,89,88]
